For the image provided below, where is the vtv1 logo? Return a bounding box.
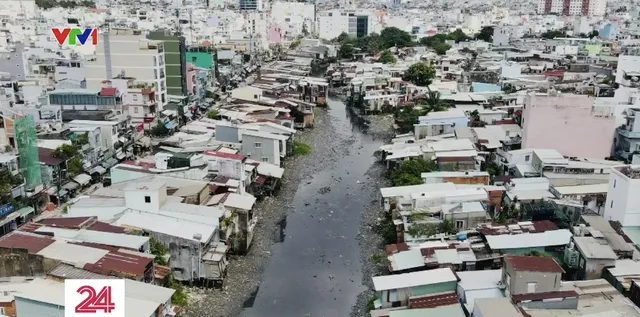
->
[65,279,125,317]
[52,27,98,46]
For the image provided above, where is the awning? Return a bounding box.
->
[116,152,126,160]
[59,189,68,196]
[16,207,34,219]
[46,186,59,196]
[89,165,107,175]
[102,158,119,169]
[62,182,79,191]
[165,121,176,129]
[73,173,92,186]
[0,212,19,226]
[136,136,151,147]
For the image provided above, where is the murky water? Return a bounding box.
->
[241,99,385,317]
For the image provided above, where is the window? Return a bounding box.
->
[614,179,616,188]
[133,107,139,114]
[254,142,262,148]
[261,157,269,162]
[153,56,157,66]
[525,155,530,161]
[455,220,465,229]
[154,69,158,79]
[144,196,151,203]
[527,282,537,293]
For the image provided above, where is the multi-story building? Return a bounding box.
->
[85,28,168,110]
[536,0,607,16]
[317,9,378,40]
[147,31,187,99]
[239,0,263,11]
[603,165,640,226]
[522,93,615,159]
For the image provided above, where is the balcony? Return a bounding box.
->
[618,128,640,139]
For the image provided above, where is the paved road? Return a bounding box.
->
[241,99,384,317]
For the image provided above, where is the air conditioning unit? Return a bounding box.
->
[496,281,506,289]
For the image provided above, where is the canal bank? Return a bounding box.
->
[184,97,387,317]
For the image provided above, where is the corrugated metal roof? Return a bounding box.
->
[48,263,115,280]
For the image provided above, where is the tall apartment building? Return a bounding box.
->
[317,9,377,40]
[84,28,168,110]
[536,0,607,16]
[148,31,187,98]
[239,0,263,11]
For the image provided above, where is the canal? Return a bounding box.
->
[241,98,385,317]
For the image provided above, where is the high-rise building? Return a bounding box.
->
[239,0,263,11]
[317,9,377,40]
[85,28,168,109]
[147,31,188,98]
[536,0,607,16]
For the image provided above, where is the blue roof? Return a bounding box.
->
[471,82,501,93]
[165,121,175,129]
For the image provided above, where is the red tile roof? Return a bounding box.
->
[410,292,459,309]
[0,231,55,253]
[203,151,246,161]
[512,290,578,302]
[87,222,126,234]
[100,87,117,96]
[506,255,564,273]
[41,217,96,229]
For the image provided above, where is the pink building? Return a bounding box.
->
[522,94,616,159]
[186,62,196,95]
[268,24,283,44]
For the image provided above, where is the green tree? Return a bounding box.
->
[206,109,220,119]
[150,236,169,265]
[302,23,309,36]
[476,26,494,42]
[52,144,78,160]
[448,29,471,43]
[339,42,354,59]
[66,157,83,177]
[289,39,301,49]
[416,88,447,112]
[333,32,350,43]
[589,30,599,38]
[406,223,438,238]
[378,50,396,64]
[151,121,170,137]
[391,158,437,186]
[433,42,451,55]
[380,27,413,48]
[0,168,23,198]
[440,219,456,235]
[403,62,436,86]
[541,29,567,39]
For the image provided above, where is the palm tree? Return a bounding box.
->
[419,88,448,112]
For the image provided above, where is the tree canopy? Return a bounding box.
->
[475,26,494,42]
[380,27,413,48]
[36,0,95,8]
[52,144,79,160]
[391,158,437,186]
[403,62,436,86]
[378,50,397,64]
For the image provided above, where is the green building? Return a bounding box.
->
[148,31,187,96]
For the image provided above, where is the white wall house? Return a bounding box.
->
[317,9,378,40]
[603,165,640,226]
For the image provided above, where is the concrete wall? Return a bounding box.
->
[15,297,63,317]
[0,43,26,81]
[603,167,640,226]
[504,260,561,295]
[241,134,280,166]
[0,248,49,277]
[215,125,240,143]
[523,94,615,159]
